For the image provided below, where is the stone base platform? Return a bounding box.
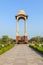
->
[16,36,28,44]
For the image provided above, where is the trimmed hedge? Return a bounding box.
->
[0,44,15,55]
[29,44,43,54]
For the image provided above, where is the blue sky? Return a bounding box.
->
[0,0,43,39]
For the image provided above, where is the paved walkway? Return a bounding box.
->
[0,44,43,65]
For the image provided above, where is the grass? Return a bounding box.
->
[0,44,15,55]
[29,44,43,54]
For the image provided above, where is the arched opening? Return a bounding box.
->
[18,19,24,36]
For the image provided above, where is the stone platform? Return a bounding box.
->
[16,36,28,44]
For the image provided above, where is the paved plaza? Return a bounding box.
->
[0,44,43,65]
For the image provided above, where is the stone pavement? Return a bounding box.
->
[0,44,43,65]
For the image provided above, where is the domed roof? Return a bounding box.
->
[17,10,26,15]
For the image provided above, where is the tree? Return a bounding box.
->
[29,36,42,43]
[2,35,9,44]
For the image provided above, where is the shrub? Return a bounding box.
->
[29,44,43,54]
[0,44,15,55]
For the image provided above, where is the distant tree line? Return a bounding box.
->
[0,35,16,44]
[29,36,43,43]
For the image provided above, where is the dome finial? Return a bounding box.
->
[18,10,26,15]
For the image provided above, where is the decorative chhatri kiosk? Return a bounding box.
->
[15,10,28,44]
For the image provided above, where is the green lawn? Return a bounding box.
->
[0,35,15,55]
[0,43,15,55]
[29,43,43,54]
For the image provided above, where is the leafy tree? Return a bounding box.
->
[40,37,43,42]
[29,36,43,43]
[2,35,9,44]
[0,38,2,44]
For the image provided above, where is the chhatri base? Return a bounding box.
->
[16,36,28,44]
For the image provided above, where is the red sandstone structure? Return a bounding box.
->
[15,10,28,44]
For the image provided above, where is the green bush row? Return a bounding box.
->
[0,44,15,55]
[29,44,43,54]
